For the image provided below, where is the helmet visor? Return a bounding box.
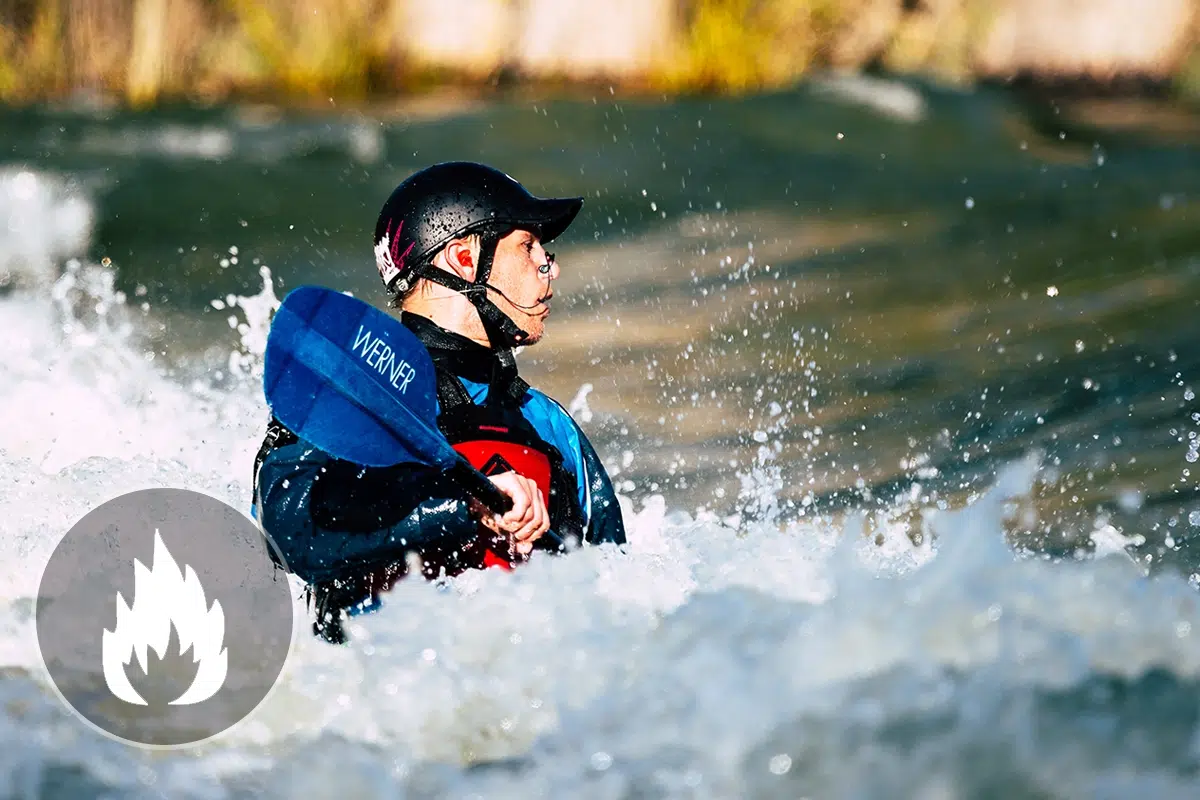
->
[508,195,583,244]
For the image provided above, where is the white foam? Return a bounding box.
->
[76,119,388,166]
[811,71,928,123]
[81,126,234,161]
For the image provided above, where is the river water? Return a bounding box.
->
[1,76,1200,797]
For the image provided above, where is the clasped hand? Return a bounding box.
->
[469,471,550,560]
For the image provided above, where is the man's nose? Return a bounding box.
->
[542,251,560,280]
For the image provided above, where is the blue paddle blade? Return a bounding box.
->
[262,285,456,470]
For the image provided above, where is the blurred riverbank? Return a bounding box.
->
[1,0,1198,107]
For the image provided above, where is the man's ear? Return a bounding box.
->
[444,240,476,281]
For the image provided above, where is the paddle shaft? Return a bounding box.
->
[447,456,514,514]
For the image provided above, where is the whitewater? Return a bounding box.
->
[2,152,1200,799]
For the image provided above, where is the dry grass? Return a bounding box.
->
[0,0,1196,105]
[0,0,399,103]
[660,0,850,93]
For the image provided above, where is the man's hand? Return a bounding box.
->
[470,471,549,559]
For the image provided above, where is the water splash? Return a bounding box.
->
[0,168,93,291]
[222,264,281,386]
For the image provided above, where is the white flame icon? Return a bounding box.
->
[101,530,228,706]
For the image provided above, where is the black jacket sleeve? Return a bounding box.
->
[254,437,480,585]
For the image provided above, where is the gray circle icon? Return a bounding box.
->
[36,489,295,747]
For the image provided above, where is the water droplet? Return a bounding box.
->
[1117,490,1144,512]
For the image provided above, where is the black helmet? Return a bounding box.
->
[374,161,583,292]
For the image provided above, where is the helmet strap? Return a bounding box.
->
[474,229,501,286]
[410,261,531,407]
[412,263,529,345]
[408,229,532,404]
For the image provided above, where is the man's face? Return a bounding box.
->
[486,228,559,345]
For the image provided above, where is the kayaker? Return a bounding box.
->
[253,162,626,643]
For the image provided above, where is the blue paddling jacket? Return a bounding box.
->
[252,313,626,640]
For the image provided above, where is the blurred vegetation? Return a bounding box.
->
[0,0,401,104]
[662,0,998,92]
[1175,12,1200,98]
[0,0,1196,106]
